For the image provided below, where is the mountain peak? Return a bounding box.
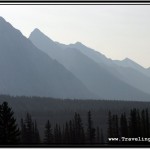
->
[30,28,43,36]
[74,41,87,48]
[75,41,83,45]
[32,28,41,32]
[123,57,132,62]
[29,28,54,43]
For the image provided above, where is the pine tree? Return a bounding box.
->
[86,111,95,144]
[58,125,62,143]
[24,113,34,143]
[62,125,65,143]
[44,120,53,144]
[112,115,119,138]
[33,121,40,143]
[69,120,74,143]
[107,111,112,138]
[141,109,146,137]
[54,123,62,143]
[64,122,70,143]
[0,101,20,144]
[129,109,138,137]
[73,113,85,143]
[120,113,128,137]
[145,109,149,137]
[20,113,40,144]
[136,110,142,137]
[20,118,26,143]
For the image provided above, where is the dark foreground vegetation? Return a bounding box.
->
[0,95,150,146]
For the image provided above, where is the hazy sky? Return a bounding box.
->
[0,5,150,68]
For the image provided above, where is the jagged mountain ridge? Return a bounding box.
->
[0,17,95,99]
[114,58,150,77]
[67,40,150,96]
[29,28,150,101]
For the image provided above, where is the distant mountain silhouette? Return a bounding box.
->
[29,29,150,101]
[0,17,95,99]
[114,58,150,77]
[114,66,150,95]
[68,42,150,96]
[69,42,114,66]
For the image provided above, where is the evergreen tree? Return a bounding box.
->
[114,115,119,137]
[24,113,34,143]
[140,109,150,137]
[33,121,40,143]
[20,113,40,144]
[0,101,20,144]
[129,109,138,137]
[64,122,70,143]
[69,120,74,143]
[54,124,62,143]
[107,111,112,138]
[86,111,95,144]
[136,110,142,137]
[120,113,128,137]
[58,125,62,143]
[62,125,65,143]
[73,113,85,143]
[20,118,26,143]
[141,109,146,137]
[145,109,149,137]
[111,114,119,138]
[44,120,53,144]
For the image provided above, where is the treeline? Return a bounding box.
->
[1,100,150,145]
[0,101,104,145]
[108,108,150,144]
[20,111,104,144]
[1,94,150,135]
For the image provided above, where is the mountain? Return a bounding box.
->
[69,42,150,95]
[147,67,150,73]
[29,29,150,101]
[114,58,146,72]
[115,66,150,95]
[114,58,150,78]
[0,17,95,99]
[68,42,114,66]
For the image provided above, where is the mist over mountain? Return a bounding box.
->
[114,58,150,78]
[69,42,114,66]
[0,17,94,99]
[115,58,145,70]
[29,29,150,101]
[68,41,150,96]
[0,16,150,101]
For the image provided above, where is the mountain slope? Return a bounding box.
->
[29,29,150,101]
[147,67,150,73]
[69,42,114,66]
[69,42,150,95]
[0,17,94,99]
[114,58,150,78]
[114,58,145,71]
[115,66,150,95]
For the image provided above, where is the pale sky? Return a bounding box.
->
[0,5,150,68]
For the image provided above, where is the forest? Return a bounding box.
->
[0,95,150,146]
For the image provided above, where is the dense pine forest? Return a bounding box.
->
[0,95,150,146]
